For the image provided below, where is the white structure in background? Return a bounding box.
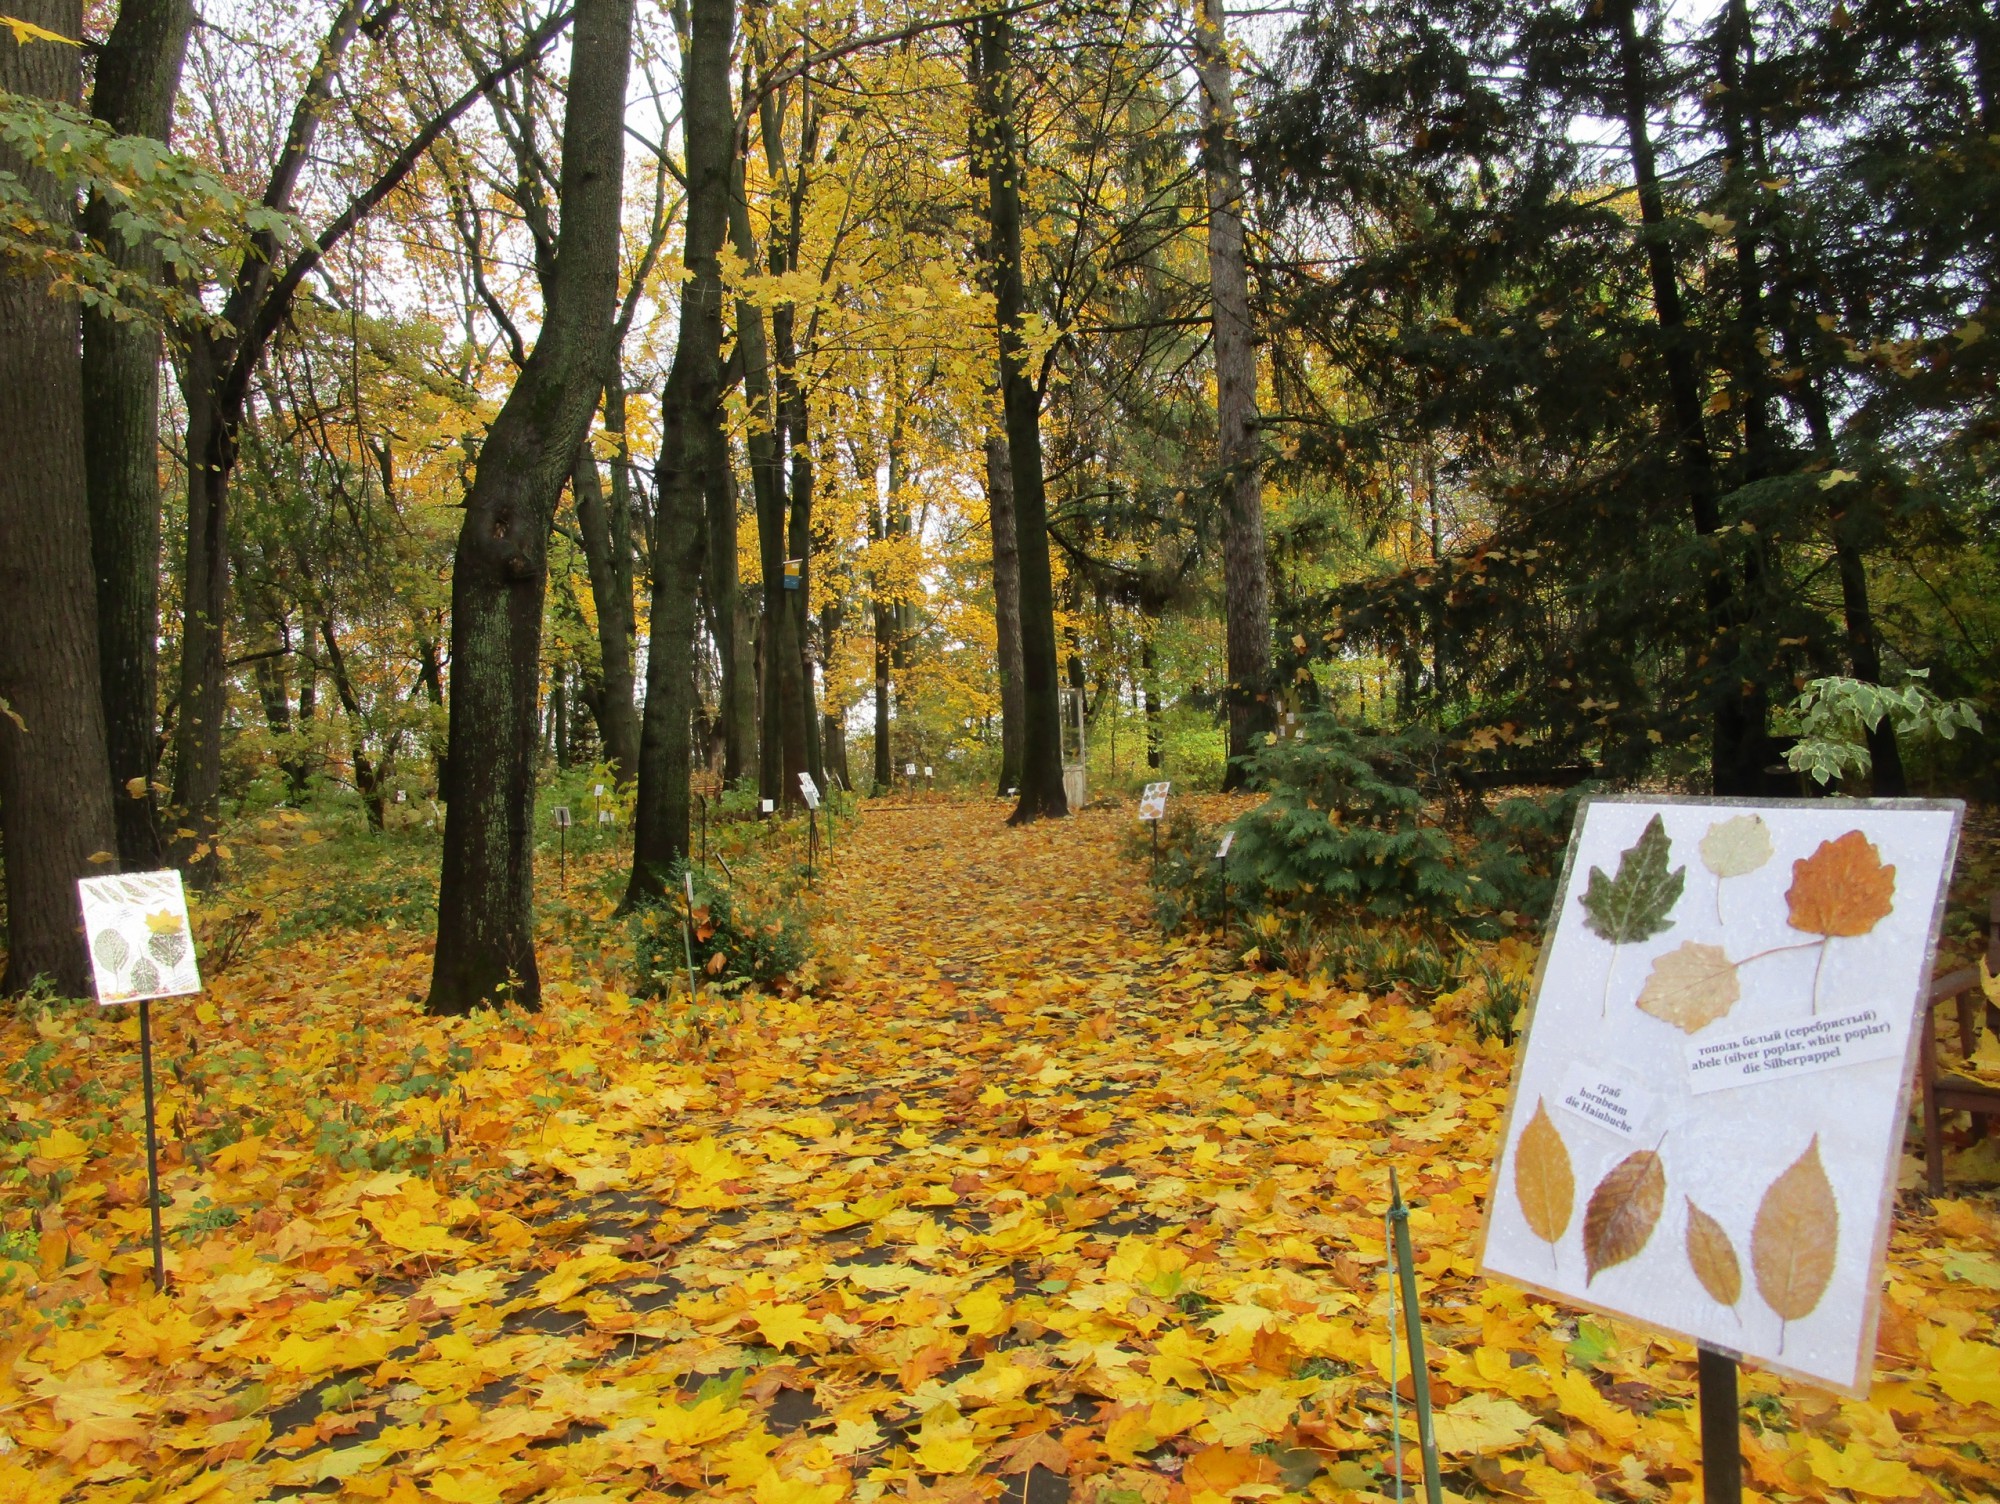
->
[1061,685,1087,811]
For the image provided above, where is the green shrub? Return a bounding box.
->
[629,861,809,996]
[1226,717,1485,924]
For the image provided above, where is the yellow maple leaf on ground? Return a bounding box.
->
[1807,1436,1926,1499]
[750,1300,823,1350]
[1929,1330,2000,1407]
[1427,1391,1536,1456]
[646,1393,749,1450]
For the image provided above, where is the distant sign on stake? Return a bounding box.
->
[79,871,203,1292]
[1480,795,1961,1425]
[1137,781,1171,822]
[798,772,820,810]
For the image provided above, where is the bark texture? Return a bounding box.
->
[986,429,1025,795]
[83,0,193,867]
[429,0,633,1013]
[571,426,641,782]
[1194,0,1272,789]
[626,0,732,904]
[977,14,1065,823]
[0,2,119,996]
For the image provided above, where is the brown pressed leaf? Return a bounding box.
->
[1583,1149,1666,1283]
[1785,830,1896,938]
[1512,1098,1574,1246]
[1635,941,1741,1034]
[1753,1137,1839,1330]
[1685,1198,1742,1307]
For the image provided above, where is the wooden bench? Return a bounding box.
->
[1920,895,2000,1195]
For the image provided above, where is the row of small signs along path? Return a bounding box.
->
[6,795,2000,1502]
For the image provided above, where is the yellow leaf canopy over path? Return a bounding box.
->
[3,801,2000,1503]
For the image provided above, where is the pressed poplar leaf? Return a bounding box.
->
[1699,815,1773,879]
[149,929,188,968]
[1635,942,1740,1033]
[1583,1148,1667,1283]
[92,928,130,974]
[1785,831,1896,938]
[1580,814,1685,945]
[1753,1137,1839,1325]
[127,955,160,993]
[1685,1199,1742,1307]
[1513,1098,1574,1246]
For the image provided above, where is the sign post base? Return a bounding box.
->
[1698,1346,1742,1504]
[139,997,165,1292]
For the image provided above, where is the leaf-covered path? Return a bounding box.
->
[5,800,2000,1503]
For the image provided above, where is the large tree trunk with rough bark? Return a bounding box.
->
[83,0,193,868]
[0,2,118,996]
[626,0,732,904]
[976,14,1065,823]
[428,0,633,1013]
[1194,0,1272,789]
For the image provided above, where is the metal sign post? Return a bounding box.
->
[78,871,205,1292]
[1388,1168,1443,1504]
[1217,829,1235,933]
[681,870,701,1002]
[552,806,572,889]
[1698,1348,1743,1504]
[799,774,822,880]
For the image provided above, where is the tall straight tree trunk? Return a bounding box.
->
[1142,635,1163,770]
[627,0,732,903]
[871,464,896,793]
[707,451,756,785]
[1609,0,1768,797]
[571,424,640,782]
[0,3,118,996]
[1193,0,1272,789]
[428,0,633,1013]
[986,429,1025,794]
[83,0,193,868]
[319,618,384,830]
[976,11,1065,823]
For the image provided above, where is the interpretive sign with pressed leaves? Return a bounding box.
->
[1479,795,1962,1395]
[78,871,202,1004]
[1137,781,1170,822]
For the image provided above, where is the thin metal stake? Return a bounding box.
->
[1385,1204,1403,1504]
[1389,1168,1442,1504]
[1698,1346,1743,1504]
[139,998,165,1292]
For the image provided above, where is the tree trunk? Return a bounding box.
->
[626,0,731,904]
[319,618,384,829]
[1142,635,1163,770]
[429,0,633,1014]
[0,2,119,996]
[571,417,641,782]
[82,0,193,868]
[1194,0,1272,789]
[986,428,1025,794]
[1609,0,1769,796]
[706,441,755,786]
[976,13,1065,823]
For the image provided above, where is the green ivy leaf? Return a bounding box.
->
[1579,812,1684,944]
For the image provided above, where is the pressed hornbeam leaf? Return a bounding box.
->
[1635,941,1740,1034]
[1753,1137,1839,1325]
[1580,814,1685,946]
[1513,1098,1574,1246]
[1786,830,1896,938]
[1686,1198,1742,1307]
[1584,1148,1667,1283]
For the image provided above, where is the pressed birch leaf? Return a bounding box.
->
[1580,814,1684,946]
[1635,941,1741,1033]
[1513,1098,1574,1246]
[1700,815,1773,879]
[1786,831,1896,938]
[1584,1148,1666,1283]
[1753,1137,1839,1327]
[1685,1198,1742,1307]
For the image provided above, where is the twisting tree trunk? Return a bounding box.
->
[319,618,384,830]
[1609,0,1770,796]
[986,429,1025,794]
[1193,0,1272,788]
[0,3,118,996]
[428,0,633,1013]
[83,0,193,868]
[627,0,732,904]
[976,11,1065,822]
